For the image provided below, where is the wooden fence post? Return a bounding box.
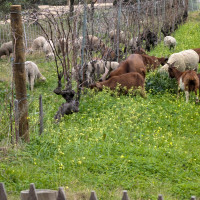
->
[57,187,66,200]
[39,95,43,135]
[10,5,29,142]
[158,194,164,200]
[0,183,7,200]
[122,190,129,200]
[27,183,38,200]
[89,191,98,200]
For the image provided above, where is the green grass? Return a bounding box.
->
[1,12,200,200]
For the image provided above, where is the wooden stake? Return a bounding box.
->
[10,5,29,142]
[0,183,7,200]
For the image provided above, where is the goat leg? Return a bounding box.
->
[177,87,181,99]
[195,89,199,103]
[99,68,109,81]
[185,91,189,103]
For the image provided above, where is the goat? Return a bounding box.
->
[101,47,123,61]
[84,59,119,84]
[90,72,146,97]
[139,29,158,51]
[168,62,199,103]
[193,48,200,63]
[140,54,168,72]
[107,54,146,79]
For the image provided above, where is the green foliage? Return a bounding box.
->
[1,11,200,200]
[0,0,39,14]
[145,70,178,94]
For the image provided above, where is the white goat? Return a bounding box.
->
[86,60,119,84]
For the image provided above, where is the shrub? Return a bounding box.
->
[145,70,178,94]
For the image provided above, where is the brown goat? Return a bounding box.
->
[168,62,199,103]
[101,47,123,61]
[197,73,200,93]
[107,54,146,79]
[140,54,168,72]
[193,48,200,63]
[132,47,147,55]
[90,72,146,97]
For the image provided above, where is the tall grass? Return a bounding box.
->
[1,12,200,200]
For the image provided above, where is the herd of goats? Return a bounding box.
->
[1,29,200,105]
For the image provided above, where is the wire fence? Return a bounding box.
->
[0,182,198,200]
[0,0,193,143]
[1,0,198,46]
[188,0,200,11]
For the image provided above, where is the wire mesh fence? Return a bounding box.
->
[188,0,200,11]
[0,0,194,143]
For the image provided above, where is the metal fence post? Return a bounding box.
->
[81,0,87,67]
[116,0,122,62]
[14,99,19,144]
[39,95,43,135]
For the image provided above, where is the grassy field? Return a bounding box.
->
[1,12,200,200]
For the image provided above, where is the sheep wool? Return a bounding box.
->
[43,40,54,59]
[109,30,125,43]
[129,37,138,48]
[0,41,13,58]
[25,61,46,91]
[164,36,177,50]
[30,36,47,53]
[159,49,199,73]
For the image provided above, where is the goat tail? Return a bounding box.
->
[188,78,198,92]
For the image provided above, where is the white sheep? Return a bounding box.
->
[29,36,47,53]
[25,61,46,91]
[79,35,105,52]
[164,36,177,50]
[129,37,138,48]
[86,59,120,84]
[109,30,126,44]
[0,41,12,58]
[43,40,55,59]
[159,49,199,73]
